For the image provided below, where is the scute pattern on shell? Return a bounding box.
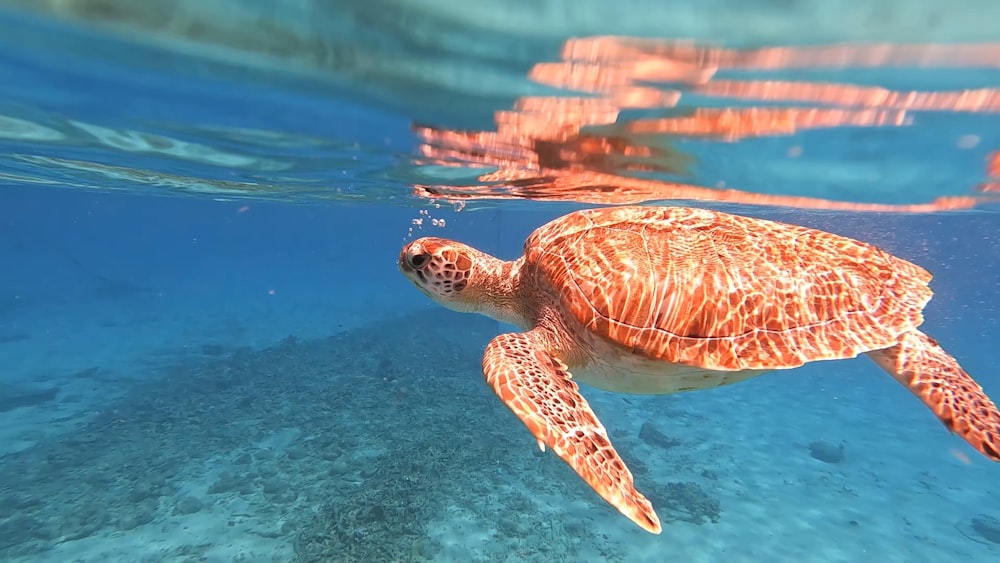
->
[522,206,934,371]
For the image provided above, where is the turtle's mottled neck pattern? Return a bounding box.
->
[474,256,527,329]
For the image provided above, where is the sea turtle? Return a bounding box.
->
[398,205,1000,534]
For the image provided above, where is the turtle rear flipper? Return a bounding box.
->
[868,330,1000,461]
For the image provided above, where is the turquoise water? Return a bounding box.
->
[1,2,999,562]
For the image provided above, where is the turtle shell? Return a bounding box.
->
[522,206,933,371]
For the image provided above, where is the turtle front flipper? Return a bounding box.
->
[482,330,662,534]
[867,330,1000,461]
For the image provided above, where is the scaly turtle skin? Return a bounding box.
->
[398,205,1000,534]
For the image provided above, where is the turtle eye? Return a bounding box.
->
[408,252,430,269]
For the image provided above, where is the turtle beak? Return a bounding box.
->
[398,251,412,274]
[399,243,421,275]
[398,245,429,292]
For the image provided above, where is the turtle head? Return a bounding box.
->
[399,237,478,311]
[399,237,519,320]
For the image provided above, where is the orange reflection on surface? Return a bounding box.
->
[413,36,1000,211]
[623,108,909,141]
[561,38,1000,70]
[699,81,1000,113]
[412,169,980,213]
[981,151,1000,193]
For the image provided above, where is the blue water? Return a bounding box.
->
[2,3,1000,562]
